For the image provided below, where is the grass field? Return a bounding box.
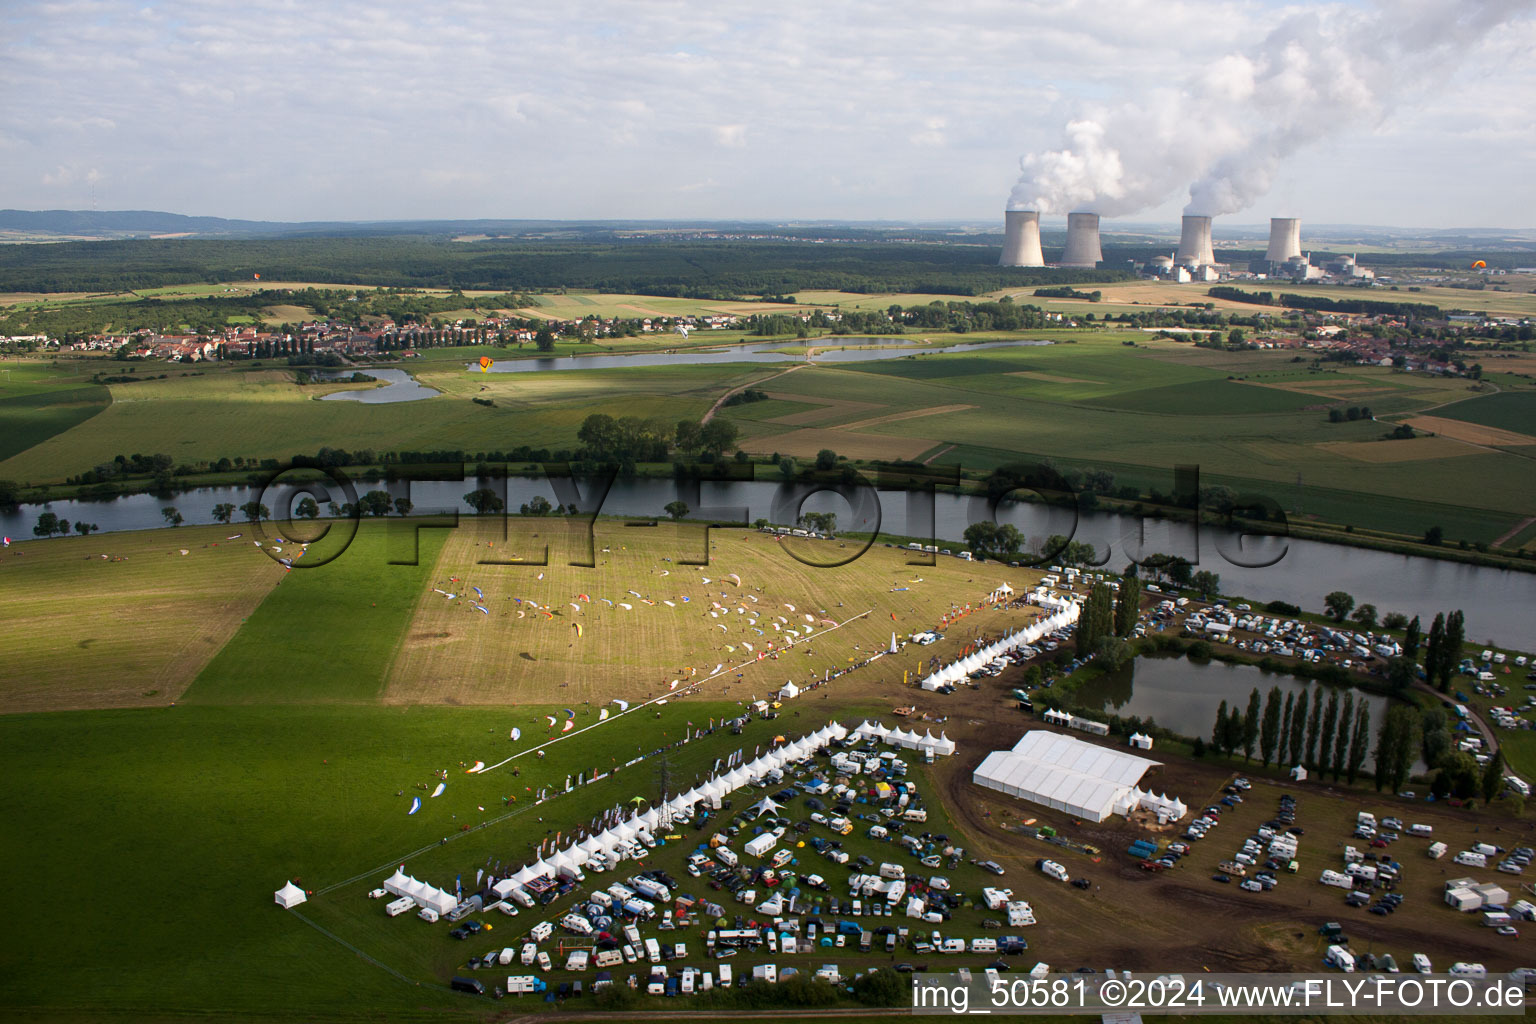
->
[185,523,447,704]
[1430,391,1536,436]
[0,525,285,712]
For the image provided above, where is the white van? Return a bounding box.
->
[1473,843,1500,858]
[1408,824,1434,837]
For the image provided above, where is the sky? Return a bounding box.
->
[2,0,1533,228]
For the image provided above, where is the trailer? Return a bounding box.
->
[1427,842,1448,860]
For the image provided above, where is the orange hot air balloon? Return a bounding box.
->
[1471,260,1487,269]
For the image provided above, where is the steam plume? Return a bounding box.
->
[1007,0,1533,218]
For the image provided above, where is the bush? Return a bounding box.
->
[1186,640,1213,661]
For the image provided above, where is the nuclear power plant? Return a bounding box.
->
[1175,215,1215,268]
[999,209,1044,267]
[1059,212,1103,268]
[1265,217,1303,264]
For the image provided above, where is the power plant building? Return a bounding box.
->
[1059,212,1103,267]
[999,210,1044,267]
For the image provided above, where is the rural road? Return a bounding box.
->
[701,364,806,424]
[1413,678,1522,785]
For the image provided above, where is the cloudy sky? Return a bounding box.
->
[2,0,1532,227]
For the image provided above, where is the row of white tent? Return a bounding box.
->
[1112,787,1187,823]
[484,721,854,902]
[381,870,459,915]
[850,720,957,757]
[918,603,1081,692]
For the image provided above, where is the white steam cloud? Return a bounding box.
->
[1007,0,1534,218]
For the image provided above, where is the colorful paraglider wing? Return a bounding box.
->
[1472,260,1487,269]
[598,708,609,720]
[408,797,421,815]
[545,715,557,726]
[564,708,575,719]
[479,356,494,372]
[573,622,583,638]
[511,727,522,741]
[561,719,573,732]
[430,782,446,798]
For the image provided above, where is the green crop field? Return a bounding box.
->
[1431,391,1536,435]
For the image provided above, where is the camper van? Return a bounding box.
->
[715,847,739,868]
[386,897,416,917]
[505,975,546,995]
[530,920,554,942]
[1455,851,1489,868]
[520,943,537,966]
[645,938,662,963]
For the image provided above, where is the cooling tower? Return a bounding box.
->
[999,210,1044,267]
[1176,215,1215,266]
[1059,212,1103,267]
[1265,217,1302,264]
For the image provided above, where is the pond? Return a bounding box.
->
[1069,654,1423,770]
[317,368,440,403]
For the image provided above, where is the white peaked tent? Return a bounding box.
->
[1130,733,1154,750]
[579,835,606,857]
[749,796,784,819]
[275,881,307,909]
[1291,765,1308,782]
[420,884,457,916]
[779,681,801,700]
[973,730,1169,824]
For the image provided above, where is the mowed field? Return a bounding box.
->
[0,525,285,712]
[385,522,1047,706]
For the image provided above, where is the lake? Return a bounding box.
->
[317,368,440,404]
[1071,654,1422,770]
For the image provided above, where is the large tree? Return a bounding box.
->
[1317,691,1339,774]
[1242,688,1262,763]
[212,502,236,524]
[1346,702,1371,784]
[1403,615,1421,661]
[1259,686,1283,768]
[1324,591,1355,622]
[1425,612,1446,692]
[1304,687,1323,768]
[1330,693,1353,781]
[1113,576,1141,637]
[1212,700,1230,755]
[463,488,505,515]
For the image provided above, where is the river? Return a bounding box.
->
[4,476,1532,648]
[477,338,1051,373]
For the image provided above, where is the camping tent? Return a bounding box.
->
[274,881,307,909]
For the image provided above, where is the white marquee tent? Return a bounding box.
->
[274,881,307,909]
[973,730,1170,823]
[919,604,1080,691]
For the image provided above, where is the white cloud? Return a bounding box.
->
[0,0,1529,225]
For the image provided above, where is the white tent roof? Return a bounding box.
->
[973,730,1163,823]
[275,881,307,908]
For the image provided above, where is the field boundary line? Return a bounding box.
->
[288,909,440,989]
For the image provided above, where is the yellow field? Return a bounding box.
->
[1312,436,1478,462]
[1009,371,1096,385]
[383,522,1041,705]
[0,525,285,712]
[1406,415,1536,447]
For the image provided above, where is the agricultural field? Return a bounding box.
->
[0,524,286,712]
